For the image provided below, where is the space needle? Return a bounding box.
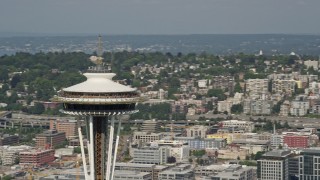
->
[53,36,143,180]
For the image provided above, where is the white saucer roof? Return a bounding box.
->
[63,73,136,93]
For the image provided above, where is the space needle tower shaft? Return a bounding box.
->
[53,36,143,180]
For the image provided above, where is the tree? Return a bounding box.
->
[167,156,176,163]
[234,82,242,93]
[2,175,14,180]
[193,150,206,157]
[10,74,21,88]
[29,103,45,114]
[207,88,226,101]
[231,104,243,114]
[254,151,265,160]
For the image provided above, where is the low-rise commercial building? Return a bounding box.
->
[221,120,254,132]
[36,130,66,149]
[0,134,19,146]
[20,149,55,166]
[158,164,194,180]
[186,125,209,138]
[133,132,164,144]
[113,170,152,180]
[210,165,255,180]
[132,147,169,165]
[0,145,31,165]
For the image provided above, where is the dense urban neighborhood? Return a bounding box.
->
[1,50,320,179]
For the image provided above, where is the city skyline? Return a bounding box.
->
[1,0,320,35]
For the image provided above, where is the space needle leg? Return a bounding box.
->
[78,126,89,180]
[89,116,95,180]
[106,116,115,180]
[111,117,121,180]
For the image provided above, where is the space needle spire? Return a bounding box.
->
[53,35,144,180]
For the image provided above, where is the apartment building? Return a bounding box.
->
[243,99,273,115]
[212,75,235,93]
[245,79,269,95]
[272,79,296,95]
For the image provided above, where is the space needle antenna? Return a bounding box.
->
[52,35,144,180]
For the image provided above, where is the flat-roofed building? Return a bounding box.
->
[133,131,164,144]
[245,79,269,96]
[175,137,227,150]
[158,164,194,180]
[221,120,254,132]
[0,134,19,146]
[19,149,55,166]
[0,145,31,165]
[36,130,66,149]
[50,120,77,140]
[257,150,291,180]
[132,147,169,165]
[186,125,209,138]
[298,149,320,180]
[113,170,152,180]
[210,165,255,180]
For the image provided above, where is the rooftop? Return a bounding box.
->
[63,73,136,93]
[263,150,291,158]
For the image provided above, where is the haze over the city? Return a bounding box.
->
[1,0,320,35]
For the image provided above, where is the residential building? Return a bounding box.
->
[36,130,66,149]
[186,125,209,138]
[50,120,77,139]
[0,134,19,145]
[272,79,296,95]
[243,99,273,115]
[245,79,269,95]
[217,100,233,114]
[132,147,169,165]
[19,149,55,166]
[290,95,310,116]
[212,75,235,93]
[171,101,188,114]
[304,60,319,70]
[283,135,309,148]
[279,101,290,116]
[221,120,254,132]
[270,134,283,148]
[174,137,227,150]
[158,164,194,180]
[257,150,291,180]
